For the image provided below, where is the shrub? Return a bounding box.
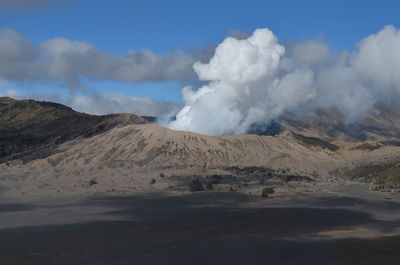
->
[261,187,275,198]
[206,182,213,190]
[206,180,220,190]
[189,179,204,192]
[89,179,98,186]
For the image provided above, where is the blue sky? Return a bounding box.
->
[0,0,399,115]
[3,0,399,52]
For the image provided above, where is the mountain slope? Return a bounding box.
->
[1,121,400,198]
[1,97,400,198]
[0,97,147,163]
[279,103,400,141]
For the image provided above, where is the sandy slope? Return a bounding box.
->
[1,123,400,199]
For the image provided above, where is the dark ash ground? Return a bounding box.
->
[1,185,400,265]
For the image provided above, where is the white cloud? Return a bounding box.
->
[0,79,23,98]
[2,25,400,133]
[0,28,199,85]
[2,85,180,117]
[168,29,315,135]
[168,25,400,135]
[0,88,22,98]
[66,93,180,117]
[352,25,400,102]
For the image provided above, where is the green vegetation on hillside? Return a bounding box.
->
[348,161,400,189]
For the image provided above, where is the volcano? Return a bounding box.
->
[1,97,400,198]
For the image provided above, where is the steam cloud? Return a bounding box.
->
[168,25,400,136]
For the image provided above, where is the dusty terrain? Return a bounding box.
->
[1,185,400,265]
[0,121,399,199]
[1,97,400,265]
[1,97,400,199]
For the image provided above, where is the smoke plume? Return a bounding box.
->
[167,25,400,136]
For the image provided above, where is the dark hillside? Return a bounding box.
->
[0,97,147,162]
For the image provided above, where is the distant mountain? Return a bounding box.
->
[0,97,147,163]
[279,103,400,142]
[247,103,400,142]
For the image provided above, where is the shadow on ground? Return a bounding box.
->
[1,192,400,265]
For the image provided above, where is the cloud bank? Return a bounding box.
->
[0,27,190,116]
[2,25,399,128]
[0,87,180,117]
[168,25,400,135]
[65,93,180,117]
[0,28,198,84]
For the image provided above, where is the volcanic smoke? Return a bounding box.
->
[168,26,400,136]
